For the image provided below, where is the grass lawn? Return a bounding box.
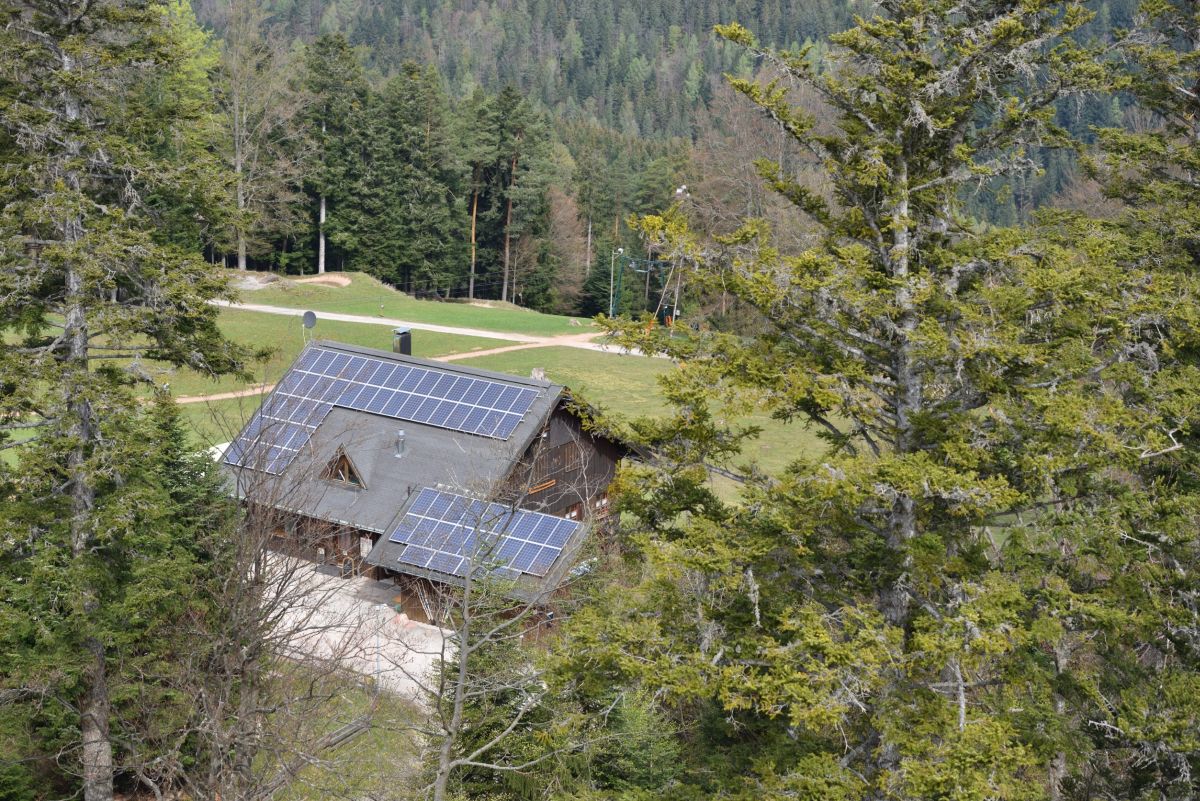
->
[180,396,263,447]
[457,346,677,418]
[0,428,35,467]
[243,271,588,337]
[121,307,507,400]
[456,347,829,477]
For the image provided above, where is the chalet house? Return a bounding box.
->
[222,339,625,618]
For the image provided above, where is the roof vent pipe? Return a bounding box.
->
[392,327,411,356]
[394,429,406,458]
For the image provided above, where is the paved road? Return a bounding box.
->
[215,300,613,348]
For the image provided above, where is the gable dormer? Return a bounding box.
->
[321,447,365,489]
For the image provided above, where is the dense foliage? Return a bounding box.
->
[4,0,1200,798]
[536,1,1200,799]
[176,0,1148,313]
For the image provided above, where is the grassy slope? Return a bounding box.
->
[32,276,827,476]
[134,307,507,399]
[244,271,588,337]
[180,397,263,447]
[454,347,827,477]
[183,343,828,477]
[274,684,423,801]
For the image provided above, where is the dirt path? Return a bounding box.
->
[292,274,352,287]
[180,303,651,406]
[175,385,276,404]
[434,341,552,362]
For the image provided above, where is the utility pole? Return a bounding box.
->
[608,247,623,317]
[671,186,689,325]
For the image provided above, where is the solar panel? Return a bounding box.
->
[386,487,579,579]
[225,344,544,474]
[300,347,537,439]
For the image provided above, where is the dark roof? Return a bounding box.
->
[222,340,614,598]
[226,340,564,535]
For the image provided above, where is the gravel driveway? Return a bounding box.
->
[275,557,450,701]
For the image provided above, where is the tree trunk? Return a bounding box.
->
[469,187,479,300]
[235,96,248,271]
[882,155,917,630]
[317,118,326,274]
[644,249,651,305]
[80,643,113,801]
[585,217,592,277]
[1048,642,1070,800]
[317,193,326,275]
[61,45,114,801]
[502,153,518,304]
[868,156,919,800]
[67,264,113,801]
[432,578,474,801]
[237,229,248,271]
[511,237,519,302]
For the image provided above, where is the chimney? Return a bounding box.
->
[531,367,546,381]
[392,327,411,355]
[394,429,406,458]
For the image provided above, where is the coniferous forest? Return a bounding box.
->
[74,0,1143,312]
[3,0,1200,799]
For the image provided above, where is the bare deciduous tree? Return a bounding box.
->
[217,0,310,270]
[116,404,410,799]
[376,433,610,801]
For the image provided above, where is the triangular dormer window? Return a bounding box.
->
[321,448,365,489]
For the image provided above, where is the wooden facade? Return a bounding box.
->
[502,404,622,521]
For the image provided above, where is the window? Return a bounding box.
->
[321,448,365,488]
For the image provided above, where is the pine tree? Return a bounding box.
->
[459,88,502,299]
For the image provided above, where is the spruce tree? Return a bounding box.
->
[0,1,241,797]
[348,63,461,293]
[556,2,1200,798]
[302,33,368,275]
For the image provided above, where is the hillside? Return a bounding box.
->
[195,0,855,138]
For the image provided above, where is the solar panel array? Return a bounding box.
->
[222,392,334,474]
[225,345,541,474]
[386,487,579,579]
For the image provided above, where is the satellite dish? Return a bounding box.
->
[302,311,317,329]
